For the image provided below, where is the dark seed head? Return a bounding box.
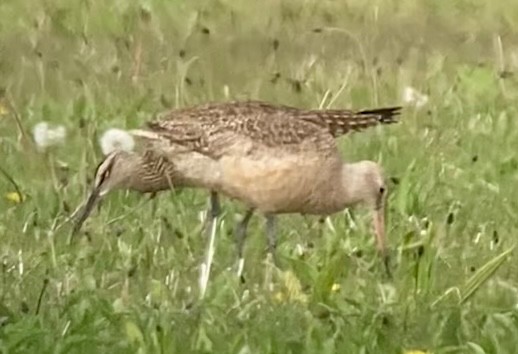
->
[270,72,281,84]
[423,219,430,229]
[291,80,302,93]
[446,212,454,225]
[272,39,279,51]
[78,117,87,129]
[128,266,137,277]
[114,227,125,237]
[161,217,172,231]
[499,70,513,79]
[416,245,425,258]
[83,231,92,242]
[174,229,184,239]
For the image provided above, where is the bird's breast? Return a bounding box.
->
[218,154,338,214]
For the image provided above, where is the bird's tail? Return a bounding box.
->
[298,106,402,138]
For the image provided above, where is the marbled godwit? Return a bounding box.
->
[74,101,398,235]
[142,100,400,274]
[71,100,398,293]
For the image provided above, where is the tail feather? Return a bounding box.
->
[299,106,401,138]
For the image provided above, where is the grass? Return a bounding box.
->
[1,0,518,352]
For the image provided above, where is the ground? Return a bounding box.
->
[1,0,518,353]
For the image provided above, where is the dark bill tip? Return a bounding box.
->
[72,189,101,236]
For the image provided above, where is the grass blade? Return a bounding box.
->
[460,245,515,304]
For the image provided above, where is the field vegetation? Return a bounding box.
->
[1,0,518,352]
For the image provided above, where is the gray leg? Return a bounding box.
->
[199,191,220,298]
[265,214,278,264]
[235,209,254,259]
[206,191,220,238]
[318,216,326,238]
[235,208,254,279]
[264,214,278,291]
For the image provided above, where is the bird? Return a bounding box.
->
[73,101,399,237]
[139,100,401,275]
[72,101,400,278]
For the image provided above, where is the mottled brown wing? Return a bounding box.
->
[154,100,295,127]
[144,100,400,159]
[147,109,338,159]
[152,100,400,137]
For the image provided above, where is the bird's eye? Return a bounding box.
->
[94,158,114,186]
[100,169,111,183]
[379,186,386,194]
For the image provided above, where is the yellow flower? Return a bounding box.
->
[0,102,8,116]
[273,291,285,303]
[5,192,23,204]
[271,271,308,304]
[331,283,341,292]
[280,270,308,304]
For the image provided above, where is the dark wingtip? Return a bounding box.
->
[146,121,161,130]
[359,106,403,124]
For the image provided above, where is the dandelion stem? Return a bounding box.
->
[0,165,23,199]
[5,92,30,146]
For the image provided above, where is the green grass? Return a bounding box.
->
[2,0,518,352]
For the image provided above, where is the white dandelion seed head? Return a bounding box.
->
[99,128,135,155]
[32,121,67,150]
[403,86,429,108]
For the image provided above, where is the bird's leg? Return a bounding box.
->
[199,191,220,299]
[148,192,158,218]
[373,187,392,279]
[206,191,220,238]
[265,214,278,265]
[235,208,254,278]
[264,214,278,291]
[317,216,326,238]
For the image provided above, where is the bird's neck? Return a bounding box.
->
[335,163,369,208]
[169,152,222,189]
[299,162,366,214]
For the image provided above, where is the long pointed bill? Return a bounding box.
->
[373,207,391,278]
[72,187,102,235]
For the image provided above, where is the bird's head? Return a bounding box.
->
[72,150,135,234]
